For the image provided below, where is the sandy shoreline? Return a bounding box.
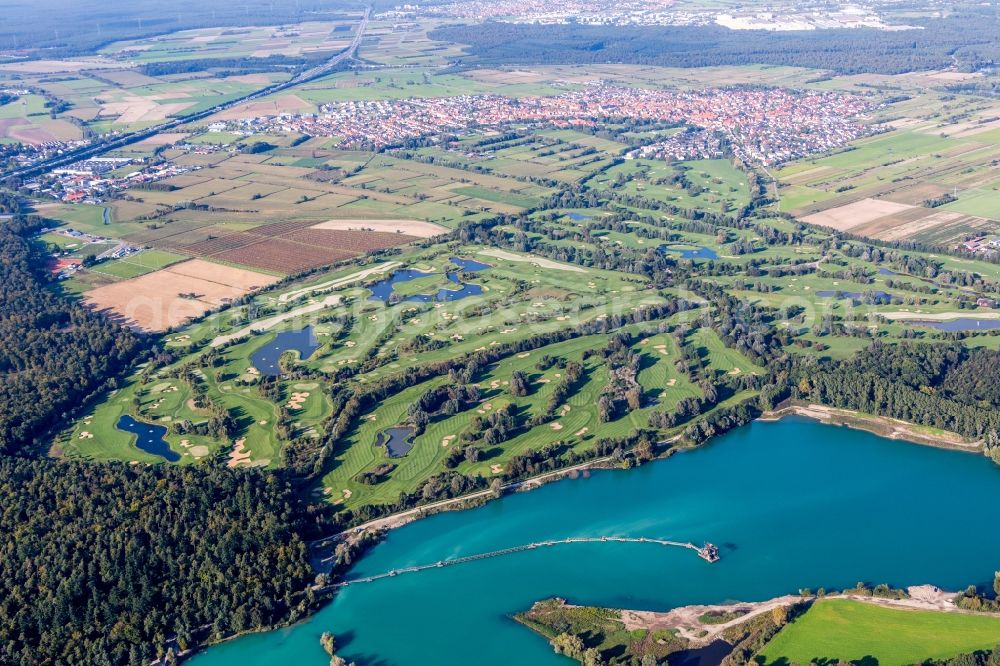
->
[607,584,980,648]
[762,402,982,453]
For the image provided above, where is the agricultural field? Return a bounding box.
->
[75,147,547,247]
[0,63,289,137]
[358,18,472,68]
[760,599,1000,665]
[86,249,189,279]
[99,21,358,64]
[58,19,586,132]
[0,14,366,140]
[82,258,280,331]
[0,93,83,144]
[774,87,1000,247]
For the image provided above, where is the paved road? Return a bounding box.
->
[3,6,371,182]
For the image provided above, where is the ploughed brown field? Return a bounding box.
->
[174,219,420,274]
[83,259,280,332]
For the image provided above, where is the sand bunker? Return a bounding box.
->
[227,438,252,468]
[287,391,310,410]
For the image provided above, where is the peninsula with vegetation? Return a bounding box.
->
[517,581,1000,666]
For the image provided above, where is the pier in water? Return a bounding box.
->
[327,537,718,587]
[191,418,1000,666]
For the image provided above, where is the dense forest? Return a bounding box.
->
[0,201,324,665]
[432,7,1000,75]
[0,207,143,454]
[0,0,366,57]
[0,459,316,666]
[795,344,1000,442]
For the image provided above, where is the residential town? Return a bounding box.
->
[626,128,727,162]
[0,137,95,171]
[219,84,878,166]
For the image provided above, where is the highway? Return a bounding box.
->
[2,6,371,182]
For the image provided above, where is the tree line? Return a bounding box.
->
[432,7,1000,75]
[0,199,330,665]
[793,343,1000,443]
[0,203,143,454]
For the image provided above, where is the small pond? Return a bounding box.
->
[376,426,416,457]
[116,414,180,462]
[368,269,435,302]
[567,212,591,221]
[449,256,491,272]
[251,326,320,376]
[908,318,1000,332]
[368,257,488,303]
[878,268,896,276]
[659,244,718,260]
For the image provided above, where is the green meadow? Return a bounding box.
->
[761,600,1000,666]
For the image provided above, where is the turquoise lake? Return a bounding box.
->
[191,418,1000,665]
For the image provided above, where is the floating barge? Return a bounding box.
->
[698,543,721,563]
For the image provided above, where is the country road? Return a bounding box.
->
[2,5,371,182]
